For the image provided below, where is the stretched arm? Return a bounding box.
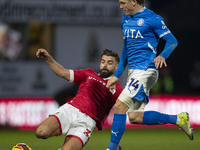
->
[153,33,178,68]
[36,48,70,81]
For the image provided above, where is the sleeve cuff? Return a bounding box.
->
[69,70,74,82]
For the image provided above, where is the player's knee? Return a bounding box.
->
[129,116,140,124]
[113,100,128,114]
[113,102,121,111]
[128,112,143,124]
[35,126,49,139]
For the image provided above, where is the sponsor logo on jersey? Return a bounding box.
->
[89,76,106,86]
[88,76,116,94]
[123,29,144,39]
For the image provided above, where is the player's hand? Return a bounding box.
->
[106,76,119,90]
[36,48,50,60]
[153,56,167,69]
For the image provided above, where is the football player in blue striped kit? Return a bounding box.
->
[106,0,193,149]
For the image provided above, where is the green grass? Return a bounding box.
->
[1,128,199,150]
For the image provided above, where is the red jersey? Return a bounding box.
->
[68,68,122,130]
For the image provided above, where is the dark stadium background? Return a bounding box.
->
[150,0,200,95]
[0,0,199,96]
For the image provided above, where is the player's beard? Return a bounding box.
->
[100,68,114,78]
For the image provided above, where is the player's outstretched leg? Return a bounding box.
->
[177,112,194,140]
[142,111,194,140]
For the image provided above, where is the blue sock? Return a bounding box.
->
[142,111,177,125]
[107,114,127,150]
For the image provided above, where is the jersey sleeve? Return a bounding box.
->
[114,15,128,78]
[150,16,178,59]
[150,16,171,38]
[114,39,128,78]
[69,70,74,82]
[159,33,178,59]
[70,69,87,83]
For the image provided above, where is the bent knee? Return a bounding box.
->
[113,100,129,114]
[35,126,49,139]
[128,112,144,124]
[129,116,140,124]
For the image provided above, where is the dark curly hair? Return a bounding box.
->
[101,49,120,64]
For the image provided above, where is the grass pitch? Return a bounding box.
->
[0,128,199,150]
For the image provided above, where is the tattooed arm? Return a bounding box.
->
[36,48,70,81]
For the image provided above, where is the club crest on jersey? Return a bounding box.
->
[137,19,144,26]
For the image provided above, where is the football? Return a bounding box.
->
[11,143,32,150]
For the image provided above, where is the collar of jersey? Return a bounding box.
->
[139,7,146,13]
[129,6,146,18]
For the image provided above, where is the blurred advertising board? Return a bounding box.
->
[0,0,121,25]
[104,95,200,128]
[0,95,200,130]
[0,97,59,130]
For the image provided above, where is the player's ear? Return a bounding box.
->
[132,0,137,6]
[115,64,118,69]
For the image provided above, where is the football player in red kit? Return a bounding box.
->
[35,48,122,150]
